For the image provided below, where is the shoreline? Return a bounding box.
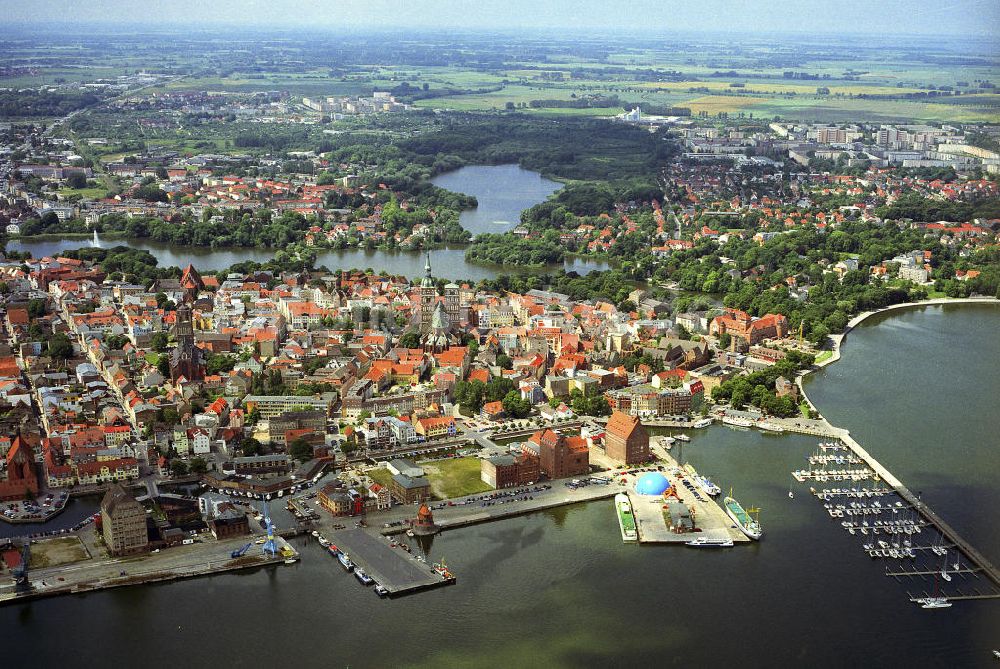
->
[804,296,999,374]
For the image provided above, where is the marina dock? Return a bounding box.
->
[792,437,1000,604]
[836,431,1000,590]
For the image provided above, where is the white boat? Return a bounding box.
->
[918,597,951,609]
[684,464,721,496]
[615,494,638,542]
[685,536,734,548]
[722,416,754,429]
[692,418,713,429]
[757,422,785,433]
[374,584,389,597]
[674,434,691,442]
[724,493,762,540]
[284,557,298,564]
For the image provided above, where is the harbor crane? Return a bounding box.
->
[11,542,31,591]
[260,502,278,557]
[230,543,252,559]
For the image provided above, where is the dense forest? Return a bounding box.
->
[0,90,103,117]
[464,233,565,266]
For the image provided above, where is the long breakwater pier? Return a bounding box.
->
[795,428,1000,605]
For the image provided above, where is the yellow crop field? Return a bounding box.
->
[683,95,768,113]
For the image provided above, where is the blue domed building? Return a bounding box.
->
[635,472,671,496]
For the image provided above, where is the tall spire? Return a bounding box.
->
[421,251,434,289]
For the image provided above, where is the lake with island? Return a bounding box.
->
[5,165,604,281]
[2,303,997,667]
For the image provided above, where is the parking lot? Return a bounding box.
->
[2,492,69,524]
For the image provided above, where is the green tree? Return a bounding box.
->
[399,331,422,349]
[241,437,264,456]
[502,390,531,419]
[151,331,170,352]
[288,438,314,462]
[47,332,74,361]
[170,460,189,476]
[189,457,208,474]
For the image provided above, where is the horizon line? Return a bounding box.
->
[0,21,996,40]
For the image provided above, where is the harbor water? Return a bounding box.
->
[1,306,997,667]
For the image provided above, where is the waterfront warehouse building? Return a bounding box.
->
[525,429,589,480]
[604,411,650,465]
[101,484,149,556]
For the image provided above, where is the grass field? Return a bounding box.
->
[419,457,492,500]
[57,186,107,199]
[639,80,932,96]
[28,536,90,568]
[367,467,395,490]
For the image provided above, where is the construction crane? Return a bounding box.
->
[260,502,277,557]
[11,542,31,591]
[230,543,252,559]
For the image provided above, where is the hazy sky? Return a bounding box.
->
[4,0,999,37]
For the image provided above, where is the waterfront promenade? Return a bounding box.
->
[0,528,297,605]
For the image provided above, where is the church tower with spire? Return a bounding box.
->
[420,252,436,333]
[170,304,205,382]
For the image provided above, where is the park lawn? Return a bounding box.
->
[799,402,812,419]
[418,457,491,500]
[815,350,834,364]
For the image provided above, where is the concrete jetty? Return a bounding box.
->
[627,447,748,544]
[326,528,452,596]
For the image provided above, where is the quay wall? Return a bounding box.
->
[0,553,290,607]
